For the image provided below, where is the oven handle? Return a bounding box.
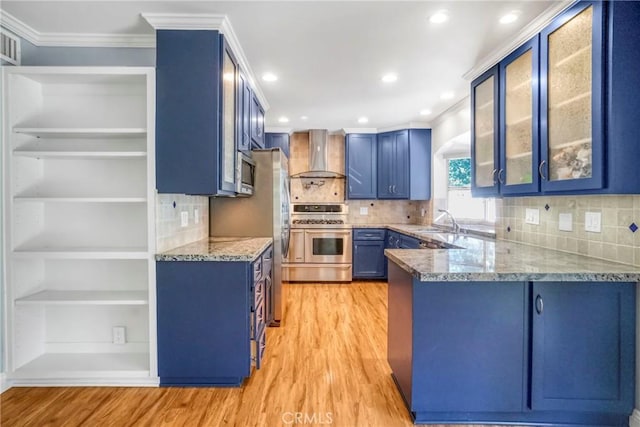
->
[304,230,352,235]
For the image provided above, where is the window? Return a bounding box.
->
[445,157,495,223]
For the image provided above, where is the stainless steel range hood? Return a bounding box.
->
[291,129,345,178]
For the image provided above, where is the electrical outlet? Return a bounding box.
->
[558,213,573,232]
[113,326,126,345]
[421,208,426,217]
[194,208,199,224]
[359,207,368,215]
[525,208,540,225]
[181,211,189,227]
[585,211,602,233]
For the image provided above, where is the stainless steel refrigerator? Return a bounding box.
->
[209,148,291,326]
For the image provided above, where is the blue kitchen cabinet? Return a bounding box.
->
[238,70,252,152]
[539,1,605,193]
[352,228,386,279]
[156,30,237,195]
[472,1,640,196]
[265,133,290,158]
[345,133,377,199]
[250,94,265,149]
[378,129,431,200]
[499,36,540,195]
[388,260,636,425]
[471,65,500,197]
[531,281,635,414]
[399,234,420,249]
[157,245,272,386]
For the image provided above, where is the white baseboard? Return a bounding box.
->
[0,373,12,394]
[10,377,160,387]
[629,408,640,427]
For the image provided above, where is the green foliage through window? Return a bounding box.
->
[448,158,471,187]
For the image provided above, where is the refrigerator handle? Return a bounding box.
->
[282,175,292,258]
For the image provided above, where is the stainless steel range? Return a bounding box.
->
[283,203,352,282]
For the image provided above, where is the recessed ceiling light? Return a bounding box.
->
[300,116,308,120]
[381,73,398,83]
[419,109,432,116]
[440,91,455,100]
[358,117,369,124]
[499,11,520,24]
[262,72,278,82]
[429,10,449,24]
[278,116,289,123]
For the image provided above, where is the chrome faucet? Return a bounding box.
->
[438,209,460,234]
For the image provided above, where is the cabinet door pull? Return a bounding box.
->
[539,160,547,180]
[491,169,498,184]
[392,185,396,193]
[535,295,544,314]
[498,169,505,184]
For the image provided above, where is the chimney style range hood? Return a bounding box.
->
[291,129,345,178]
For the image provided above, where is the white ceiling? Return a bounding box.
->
[2,1,563,132]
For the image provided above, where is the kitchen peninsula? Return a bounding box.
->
[385,232,640,426]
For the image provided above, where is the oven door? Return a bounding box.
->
[304,229,352,264]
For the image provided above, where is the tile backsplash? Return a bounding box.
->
[156,193,209,252]
[347,200,432,225]
[496,195,640,267]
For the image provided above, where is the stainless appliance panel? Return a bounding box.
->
[210,149,289,325]
[304,229,352,264]
[283,263,352,282]
[284,229,305,263]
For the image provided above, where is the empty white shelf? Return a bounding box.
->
[551,137,592,150]
[16,290,148,306]
[14,151,147,160]
[11,353,150,379]
[13,127,147,139]
[14,196,147,203]
[13,247,149,259]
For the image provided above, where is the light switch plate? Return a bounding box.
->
[359,207,368,215]
[525,208,540,225]
[194,208,199,224]
[585,212,602,233]
[181,211,189,227]
[558,213,573,232]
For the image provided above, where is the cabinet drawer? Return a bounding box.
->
[354,228,386,241]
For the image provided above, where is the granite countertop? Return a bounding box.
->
[156,237,273,262]
[384,229,640,282]
[352,223,496,239]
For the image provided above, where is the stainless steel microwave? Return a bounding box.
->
[236,152,256,196]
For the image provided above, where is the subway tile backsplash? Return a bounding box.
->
[347,200,432,225]
[156,193,209,252]
[496,195,640,267]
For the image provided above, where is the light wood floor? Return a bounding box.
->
[1,282,510,427]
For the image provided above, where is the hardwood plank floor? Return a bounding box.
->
[1,282,511,427]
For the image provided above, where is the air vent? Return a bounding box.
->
[0,28,21,65]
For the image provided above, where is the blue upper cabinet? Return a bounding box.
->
[250,93,265,149]
[346,133,377,199]
[499,36,540,195]
[471,66,500,197]
[265,133,290,158]
[378,129,431,200]
[238,70,252,152]
[540,1,604,193]
[156,30,236,196]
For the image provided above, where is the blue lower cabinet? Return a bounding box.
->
[387,261,636,426]
[353,228,386,279]
[157,245,271,386]
[531,281,635,413]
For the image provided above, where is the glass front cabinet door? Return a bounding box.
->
[471,66,499,196]
[499,37,540,195]
[540,1,604,192]
[220,39,238,194]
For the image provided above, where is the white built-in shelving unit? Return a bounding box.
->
[2,67,157,385]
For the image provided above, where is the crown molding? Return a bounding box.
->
[377,122,431,133]
[0,10,39,45]
[341,128,378,134]
[0,10,154,47]
[141,13,269,111]
[265,127,293,134]
[462,0,575,81]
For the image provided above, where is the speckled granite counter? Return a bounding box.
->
[385,236,640,282]
[156,237,272,262]
[352,223,496,239]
